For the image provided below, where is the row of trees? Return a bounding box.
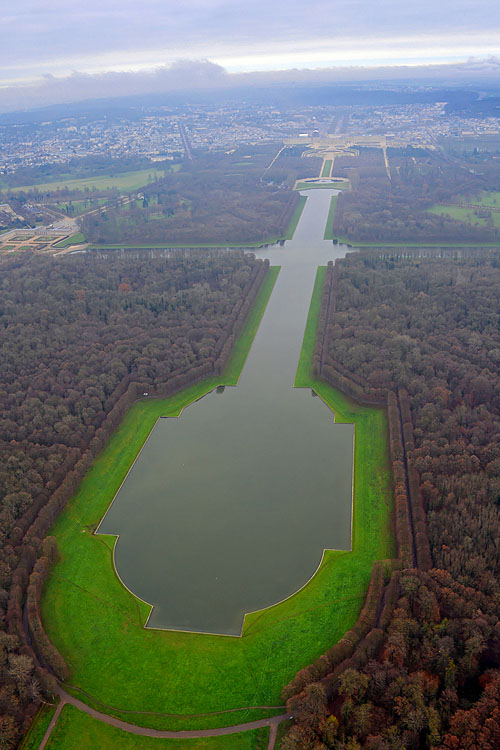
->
[0,250,268,748]
[282,252,500,748]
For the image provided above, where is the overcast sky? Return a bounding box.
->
[1,0,500,110]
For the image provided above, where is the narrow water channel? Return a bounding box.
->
[98,190,355,635]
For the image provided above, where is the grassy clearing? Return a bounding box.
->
[19,703,58,750]
[283,195,307,240]
[45,705,267,750]
[321,160,332,178]
[39,264,392,733]
[2,168,167,195]
[54,232,86,248]
[323,196,338,240]
[428,203,500,229]
[55,198,108,216]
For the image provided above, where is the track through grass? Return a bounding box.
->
[45,705,267,750]
[323,196,338,240]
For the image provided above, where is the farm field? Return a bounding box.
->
[37,264,393,739]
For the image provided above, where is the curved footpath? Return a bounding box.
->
[38,686,291,749]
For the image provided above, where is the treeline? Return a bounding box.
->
[282,253,500,749]
[333,148,500,243]
[0,250,267,748]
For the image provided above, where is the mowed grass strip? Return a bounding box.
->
[283,195,307,240]
[40,264,393,730]
[45,705,267,750]
[2,168,167,195]
[321,160,332,178]
[54,232,86,248]
[427,203,500,228]
[323,196,338,240]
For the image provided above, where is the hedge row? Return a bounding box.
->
[282,560,389,701]
[387,391,414,569]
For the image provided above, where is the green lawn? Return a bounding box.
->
[19,704,59,750]
[283,195,307,240]
[454,190,500,208]
[38,264,393,734]
[54,232,86,248]
[427,203,500,229]
[45,705,267,750]
[321,160,333,178]
[295,180,350,191]
[2,168,168,195]
[323,196,338,240]
[55,198,108,216]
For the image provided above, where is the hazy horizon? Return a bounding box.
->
[1,0,500,112]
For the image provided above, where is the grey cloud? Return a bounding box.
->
[2,57,500,113]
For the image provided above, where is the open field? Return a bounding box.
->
[321,160,332,178]
[428,203,500,228]
[38,265,393,736]
[323,196,338,240]
[1,168,168,195]
[454,190,500,208]
[43,706,267,750]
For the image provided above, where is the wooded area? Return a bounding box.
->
[333,147,500,243]
[0,251,267,748]
[283,252,500,749]
[80,146,320,245]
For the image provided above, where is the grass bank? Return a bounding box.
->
[283,195,307,240]
[39,264,393,734]
[323,196,338,240]
[427,203,500,229]
[44,705,267,750]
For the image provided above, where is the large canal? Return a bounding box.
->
[98,190,355,635]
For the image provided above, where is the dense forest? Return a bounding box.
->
[80,146,320,245]
[333,148,500,243]
[282,252,500,749]
[0,251,267,748]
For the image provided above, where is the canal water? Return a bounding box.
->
[98,190,355,635]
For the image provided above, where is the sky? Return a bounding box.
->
[1,0,500,110]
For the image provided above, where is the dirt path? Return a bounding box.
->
[38,686,290,748]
